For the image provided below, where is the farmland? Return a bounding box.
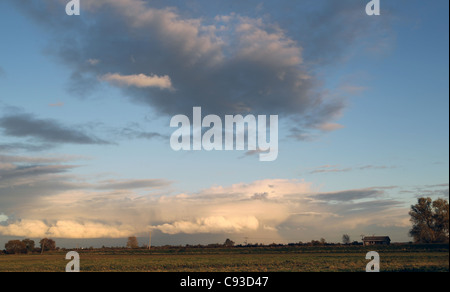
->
[0,244,448,272]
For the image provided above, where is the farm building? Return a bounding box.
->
[362,236,391,246]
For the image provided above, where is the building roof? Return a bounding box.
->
[363,236,391,241]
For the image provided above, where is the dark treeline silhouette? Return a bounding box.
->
[2,237,364,254]
[2,238,57,255]
[4,238,449,255]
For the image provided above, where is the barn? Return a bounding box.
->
[362,236,391,246]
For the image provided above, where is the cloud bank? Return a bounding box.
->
[0,160,413,241]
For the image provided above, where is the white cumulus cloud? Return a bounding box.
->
[101,73,173,90]
[0,213,8,222]
[0,219,135,239]
[153,216,260,235]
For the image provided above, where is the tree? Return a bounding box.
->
[409,197,449,243]
[40,238,56,253]
[22,239,35,253]
[127,236,139,249]
[342,234,351,245]
[224,238,235,247]
[5,240,27,254]
[433,198,449,240]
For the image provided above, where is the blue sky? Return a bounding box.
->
[0,0,448,248]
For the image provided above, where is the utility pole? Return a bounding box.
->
[148,230,152,250]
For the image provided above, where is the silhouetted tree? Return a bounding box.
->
[224,238,235,247]
[5,240,27,254]
[342,234,351,244]
[40,238,56,253]
[22,239,35,253]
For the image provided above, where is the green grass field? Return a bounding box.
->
[0,244,448,272]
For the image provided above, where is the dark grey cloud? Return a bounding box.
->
[333,199,404,216]
[0,155,81,209]
[0,164,77,182]
[272,0,394,65]
[397,184,449,199]
[310,167,352,174]
[358,165,395,171]
[240,149,269,159]
[118,126,168,141]
[308,165,396,174]
[288,127,318,142]
[434,189,449,197]
[9,0,394,136]
[0,113,110,145]
[0,66,5,78]
[0,154,81,164]
[424,183,449,188]
[0,155,80,185]
[251,192,269,200]
[0,142,55,152]
[146,0,395,65]
[367,185,398,190]
[312,189,383,202]
[95,179,171,190]
[413,186,449,199]
[0,154,171,211]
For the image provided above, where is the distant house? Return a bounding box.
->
[363,236,391,246]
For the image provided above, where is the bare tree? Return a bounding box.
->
[342,234,351,244]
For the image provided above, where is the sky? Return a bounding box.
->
[0,0,448,248]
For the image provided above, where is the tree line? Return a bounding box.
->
[2,238,57,255]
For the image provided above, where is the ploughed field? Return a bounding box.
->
[0,244,448,272]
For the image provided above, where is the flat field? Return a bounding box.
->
[0,244,448,272]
